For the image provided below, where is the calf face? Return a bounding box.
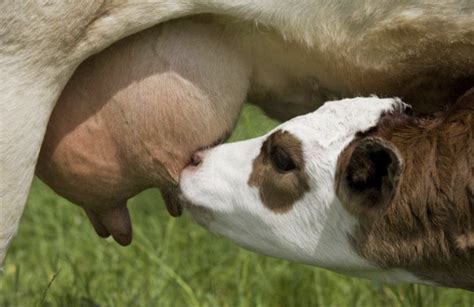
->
[180,97,419,282]
[180,92,474,290]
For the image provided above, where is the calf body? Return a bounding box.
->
[180,90,474,289]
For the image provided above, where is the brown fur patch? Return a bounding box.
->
[248,130,310,212]
[336,88,474,290]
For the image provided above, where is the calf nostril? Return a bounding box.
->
[191,151,204,166]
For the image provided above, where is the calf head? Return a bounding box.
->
[180,92,474,290]
[180,97,418,283]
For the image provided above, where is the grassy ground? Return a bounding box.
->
[1,105,473,306]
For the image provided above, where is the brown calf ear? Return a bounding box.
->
[337,137,403,217]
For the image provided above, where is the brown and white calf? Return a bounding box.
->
[1,1,473,264]
[180,89,474,290]
[35,12,474,246]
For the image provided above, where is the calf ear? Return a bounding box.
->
[337,137,403,216]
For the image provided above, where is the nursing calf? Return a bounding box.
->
[2,0,473,263]
[35,11,474,245]
[180,89,474,290]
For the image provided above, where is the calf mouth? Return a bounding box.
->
[162,184,213,219]
[162,163,209,217]
[158,155,201,217]
[162,132,229,217]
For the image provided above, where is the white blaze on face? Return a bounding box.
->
[180,97,412,277]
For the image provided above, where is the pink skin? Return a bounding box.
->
[36,19,250,245]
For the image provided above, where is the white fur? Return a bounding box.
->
[1,0,472,265]
[180,97,425,284]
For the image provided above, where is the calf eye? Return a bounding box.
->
[270,146,296,173]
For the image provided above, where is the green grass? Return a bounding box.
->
[1,104,473,306]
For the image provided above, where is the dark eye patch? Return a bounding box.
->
[248,130,310,213]
[270,145,297,173]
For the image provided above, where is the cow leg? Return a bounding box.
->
[0,69,73,265]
